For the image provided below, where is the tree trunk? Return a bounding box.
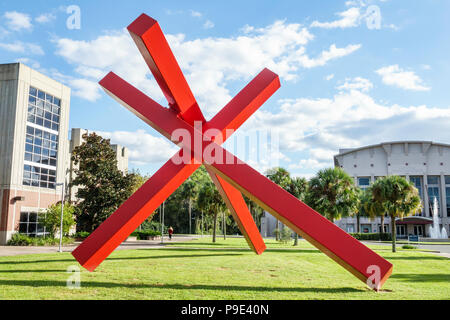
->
[189,199,192,235]
[294,234,299,246]
[391,214,396,253]
[276,220,280,240]
[380,215,385,236]
[213,212,218,243]
[356,215,360,233]
[223,212,226,240]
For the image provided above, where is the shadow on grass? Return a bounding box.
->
[390,273,450,283]
[0,279,366,294]
[0,252,243,266]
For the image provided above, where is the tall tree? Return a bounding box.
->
[288,177,308,246]
[355,189,371,233]
[266,167,293,240]
[371,176,422,252]
[179,178,196,235]
[197,180,226,243]
[366,185,387,237]
[71,133,136,232]
[306,168,360,223]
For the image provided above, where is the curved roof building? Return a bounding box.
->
[334,141,450,238]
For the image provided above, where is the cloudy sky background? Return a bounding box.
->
[1,0,449,178]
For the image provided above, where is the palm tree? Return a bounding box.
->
[197,181,226,243]
[266,167,293,240]
[288,177,308,246]
[365,185,387,237]
[180,178,196,235]
[306,168,360,223]
[371,176,422,252]
[355,189,371,233]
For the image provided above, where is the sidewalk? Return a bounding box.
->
[0,235,197,257]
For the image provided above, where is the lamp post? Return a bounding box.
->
[55,182,65,253]
[161,201,165,244]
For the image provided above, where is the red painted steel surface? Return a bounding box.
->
[72,13,393,290]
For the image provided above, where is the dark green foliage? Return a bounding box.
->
[71,133,137,232]
[74,231,90,240]
[306,168,359,222]
[131,230,162,240]
[350,232,392,241]
[7,234,74,246]
[40,202,76,237]
[370,175,422,252]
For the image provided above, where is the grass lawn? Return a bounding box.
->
[0,237,448,300]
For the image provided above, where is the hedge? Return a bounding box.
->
[350,232,392,241]
[131,230,162,240]
[7,233,75,246]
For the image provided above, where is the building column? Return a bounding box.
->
[423,174,430,217]
[440,174,447,218]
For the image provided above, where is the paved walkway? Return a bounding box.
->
[0,236,197,257]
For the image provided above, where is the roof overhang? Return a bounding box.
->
[396,216,433,225]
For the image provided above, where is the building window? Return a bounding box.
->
[358,177,371,191]
[346,224,355,233]
[427,176,441,217]
[19,212,48,237]
[28,86,61,132]
[446,176,450,217]
[24,126,58,167]
[23,86,61,190]
[361,224,372,233]
[23,164,56,189]
[410,176,424,216]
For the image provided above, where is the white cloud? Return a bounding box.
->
[96,129,178,165]
[240,87,450,171]
[0,41,44,55]
[337,77,373,92]
[69,78,102,102]
[375,65,431,91]
[297,44,361,68]
[3,11,33,31]
[311,7,362,29]
[325,74,335,81]
[203,20,215,29]
[35,13,56,24]
[54,21,361,115]
[190,10,202,18]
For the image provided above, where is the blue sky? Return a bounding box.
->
[1,0,449,178]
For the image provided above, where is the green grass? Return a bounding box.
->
[0,237,448,300]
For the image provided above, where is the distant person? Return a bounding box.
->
[168,227,174,240]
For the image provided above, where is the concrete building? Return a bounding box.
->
[68,128,129,202]
[334,141,450,238]
[0,63,71,244]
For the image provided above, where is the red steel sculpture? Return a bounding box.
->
[72,13,393,290]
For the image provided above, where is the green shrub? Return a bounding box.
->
[7,233,33,246]
[74,231,90,239]
[402,245,417,250]
[7,234,74,246]
[132,230,162,240]
[350,233,392,241]
[274,228,293,244]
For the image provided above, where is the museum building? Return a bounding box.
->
[0,63,129,244]
[0,63,71,244]
[334,141,450,238]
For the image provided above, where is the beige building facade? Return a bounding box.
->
[68,128,129,202]
[0,63,71,244]
[334,141,450,238]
